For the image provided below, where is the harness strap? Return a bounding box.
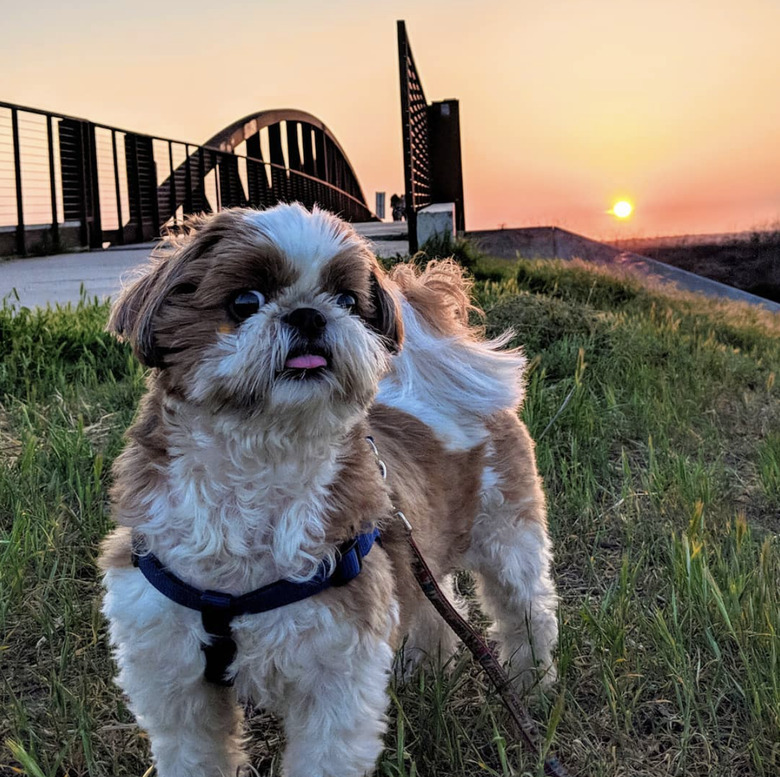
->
[132,528,380,686]
[200,593,237,686]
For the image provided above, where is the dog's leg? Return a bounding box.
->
[464,423,558,691]
[396,573,464,681]
[104,575,247,777]
[116,637,246,777]
[467,525,558,690]
[278,623,396,777]
[138,678,246,777]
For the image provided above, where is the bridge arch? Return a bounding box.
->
[205,109,367,208]
[157,109,375,232]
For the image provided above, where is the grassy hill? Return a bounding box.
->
[1,256,778,776]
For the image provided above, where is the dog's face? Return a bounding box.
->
[110,205,403,417]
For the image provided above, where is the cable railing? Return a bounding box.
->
[0,101,376,258]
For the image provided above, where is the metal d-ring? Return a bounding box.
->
[366,436,387,480]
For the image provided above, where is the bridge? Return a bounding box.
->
[0,103,377,258]
[0,21,463,259]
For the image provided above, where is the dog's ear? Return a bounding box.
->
[367,268,404,353]
[108,216,213,368]
[108,267,162,366]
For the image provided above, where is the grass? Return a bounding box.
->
[1,256,778,776]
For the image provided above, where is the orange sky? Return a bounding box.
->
[4,0,779,237]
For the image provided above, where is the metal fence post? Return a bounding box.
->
[11,108,26,256]
[46,115,59,248]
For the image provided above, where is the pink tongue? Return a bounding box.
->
[285,354,327,369]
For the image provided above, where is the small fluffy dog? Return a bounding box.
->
[100,204,557,777]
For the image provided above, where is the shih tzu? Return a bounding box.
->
[99,203,558,777]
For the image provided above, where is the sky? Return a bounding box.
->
[2,0,779,238]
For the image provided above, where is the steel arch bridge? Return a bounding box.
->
[157,109,373,237]
[0,102,376,256]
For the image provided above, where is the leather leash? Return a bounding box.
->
[397,511,571,777]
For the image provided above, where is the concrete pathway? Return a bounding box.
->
[3,220,775,313]
[1,244,154,309]
[0,223,410,310]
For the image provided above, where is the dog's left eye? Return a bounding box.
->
[229,290,266,320]
[335,292,357,310]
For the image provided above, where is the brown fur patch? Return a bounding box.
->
[322,422,395,545]
[486,411,547,527]
[105,382,171,535]
[318,245,403,352]
[367,404,484,638]
[98,526,133,571]
[390,259,480,338]
[302,405,485,643]
[319,249,375,307]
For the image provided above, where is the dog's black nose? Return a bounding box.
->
[283,308,327,339]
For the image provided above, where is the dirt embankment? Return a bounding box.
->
[613,233,780,303]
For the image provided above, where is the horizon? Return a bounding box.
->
[2,0,779,240]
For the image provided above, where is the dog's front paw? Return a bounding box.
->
[497,627,558,694]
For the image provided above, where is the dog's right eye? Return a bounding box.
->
[229,290,266,321]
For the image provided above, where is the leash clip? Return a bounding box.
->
[395,510,413,533]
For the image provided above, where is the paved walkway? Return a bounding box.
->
[1,244,153,309]
[2,221,775,313]
[0,223,409,310]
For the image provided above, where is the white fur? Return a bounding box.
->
[243,204,362,287]
[137,397,345,587]
[257,599,398,777]
[378,299,527,451]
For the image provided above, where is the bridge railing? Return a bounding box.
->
[397,20,431,253]
[397,21,465,252]
[0,101,375,258]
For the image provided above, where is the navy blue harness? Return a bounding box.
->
[132,528,381,686]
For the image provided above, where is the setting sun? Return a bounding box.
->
[612,200,633,219]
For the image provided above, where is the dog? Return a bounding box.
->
[99,203,558,777]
